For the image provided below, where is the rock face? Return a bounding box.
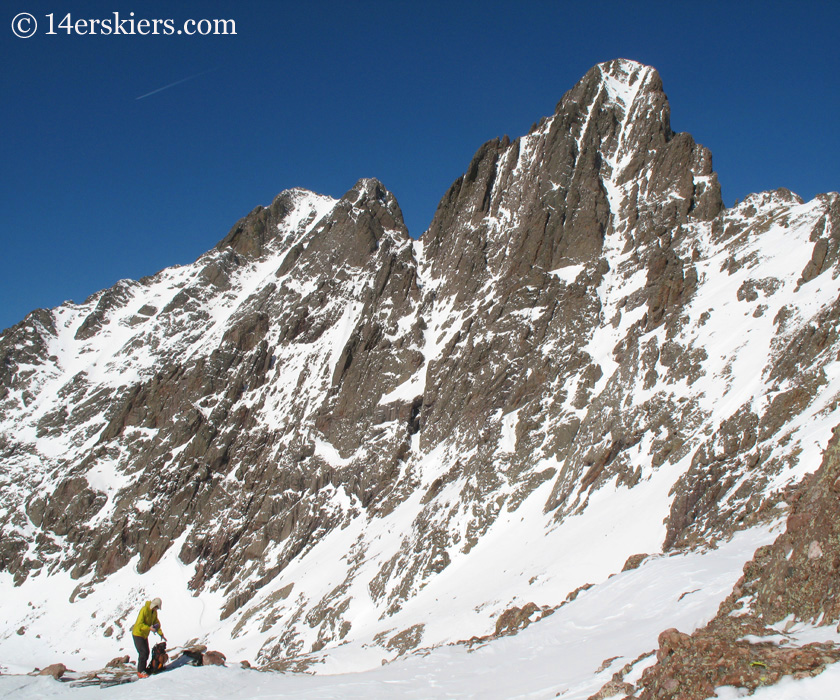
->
[747,426,840,625]
[629,620,840,699]
[617,426,840,699]
[1,59,840,670]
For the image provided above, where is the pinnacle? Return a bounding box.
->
[341,178,406,225]
[596,58,654,80]
[552,58,666,129]
[595,58,662,107]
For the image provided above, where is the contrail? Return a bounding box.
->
[135,68,216,100]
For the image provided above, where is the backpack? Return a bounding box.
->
[148,642,168,674]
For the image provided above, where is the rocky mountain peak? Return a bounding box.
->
[1,60,839,689]
[343,176,405,221]
[216,187,334,260]
[567,58,664,125]
[423,59,721,306]
[286,178,409,277]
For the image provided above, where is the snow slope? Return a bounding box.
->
[0,524,801,699]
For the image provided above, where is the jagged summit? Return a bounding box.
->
[596,57,659,90]
[423,56,721,304]
[565,58,664,119]
[216,187,337,259]
[1,61,840,693]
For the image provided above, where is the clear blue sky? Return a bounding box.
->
[2,0,839,332]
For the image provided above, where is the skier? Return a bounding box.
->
[131,597,166,678]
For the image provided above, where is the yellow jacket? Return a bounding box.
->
[131,601,163,639]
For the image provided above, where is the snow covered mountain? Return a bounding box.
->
[1,59,839,696]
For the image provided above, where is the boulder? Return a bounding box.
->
[202,650,227,666]
[106,655,131,667]
[36,663,67,679]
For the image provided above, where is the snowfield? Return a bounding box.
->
[9,523,839,699]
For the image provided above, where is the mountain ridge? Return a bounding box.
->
[1,59,840,696]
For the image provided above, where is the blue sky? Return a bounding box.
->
[2,0,839,333]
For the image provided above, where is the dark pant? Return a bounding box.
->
[133,635,150,674]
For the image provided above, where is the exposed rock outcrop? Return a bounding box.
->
[603,425,840,699]
[1,59,839,672]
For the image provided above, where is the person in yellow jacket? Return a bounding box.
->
[132,597,165,678]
